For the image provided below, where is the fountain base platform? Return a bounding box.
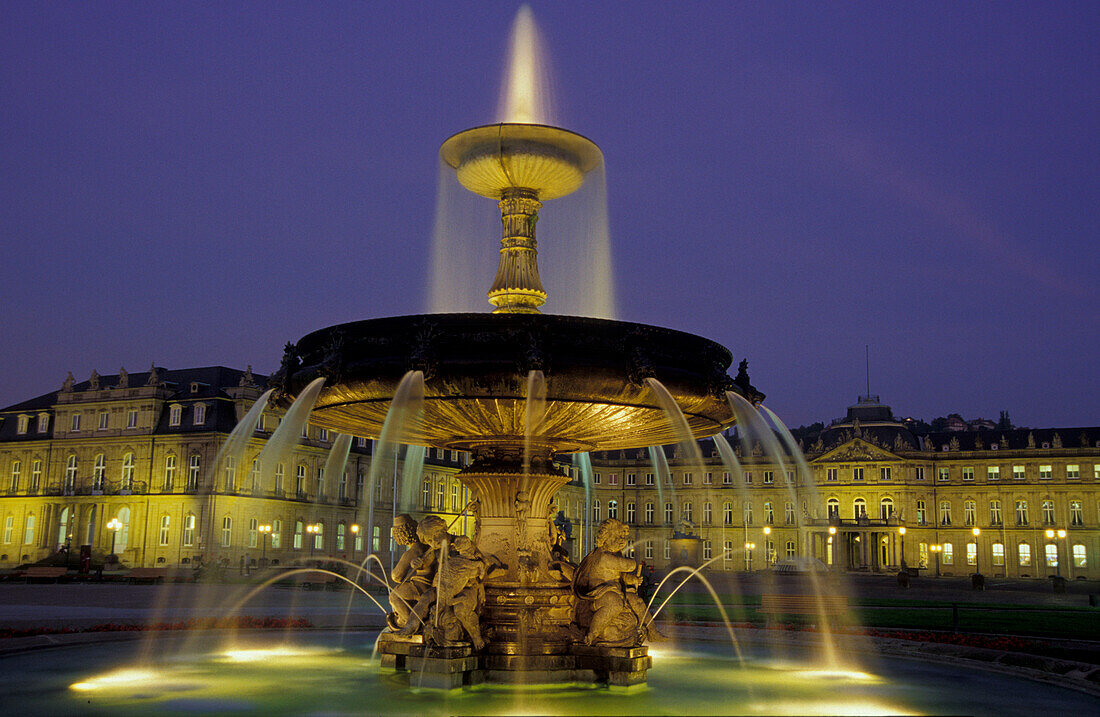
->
[377,633,651,688]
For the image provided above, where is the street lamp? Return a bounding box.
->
[971,527,981,576]
[258,523,272,566]
[762,526,772,566]
[306,523,320,560]
[106,518,121,562]
[744,541,755,572]
[1045,528,1067,577]
[930,543,942,577]
[350,524,360,554]
[828,525,837,568]
[898,526,907,569]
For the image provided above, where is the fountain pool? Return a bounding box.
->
[6,630,1094,716]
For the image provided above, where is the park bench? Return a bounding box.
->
[24,566,68,583]
[759,594,848,625]
[127,567,167,584]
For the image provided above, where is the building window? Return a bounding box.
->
[319,429,329,442]
[159,516,170,546]
[297,465,307,498]
[1094,464,1100,479]
[851,468,863,481]
[964,500,976,526]
[36,414,49,433]
[248,518,258,548]
[704,472,713,485]
[1015,500,1029,526]
[1073,544,1087,568]
[743,501,754,525]
[627,473,636,486]
[373,525,381,552]
[987,466,1000,480]
[645,503,654,524]
[221,516,232,547]
[703,540,712,560]
[915,500,927,525]
[938,500,951,525]
[915,466,925,481]
[16,415,29,434]
[450,483,459,511]
[1039,465,1052,480]
[274,463,285,495]
[1012,465,1025,480]
[293,520,303,549]
[763,471,774,484]
[336,523,345,551]
[1066,464,1080,480]
[437,482,445,511]
[702,502,711,525]
[938,468,949,482]
[645,540,653,559]
[250,460,261,493]
[992,542,1004,567]
[608,473,619,486]
[880,467,891,481]
[224,456,236,492]
[1018,543,1031,567]
[121,452,134,490]
[183,514,195,547]
[880,497,895,521]
[255,413,264,433]
[313,522,324,551]
[722,471,731,485]
[98,412,109,430]
[942,543,953,565]
[966,542,977,566]
[65,455,78,491]
[422,479,431,509]
[1045,543,1058,567]
[92,454,106,491]
[664,541,670,560]
[723,502,733,525]
[744,471,752,484]
[826,468,838,482]
[316,467,326,499]
[626,502,636,523]
[786,470,794,484]
[827,498,840,520]
[962,467,974,481]
[70,414,81,432]
[188,455,201,489]
[594,472,601,485]
[1070,500,1083,526]
[2,516,11,544]
[271,519,282,549]
[989,500,1003,526]
[645,473,654,486]
[854,498,867,519]
[169,405,182,426]
[608,500,618,520]
[785,541,796,559]
[665,502,673,524]
[683,472,692,486]
[9,461,20,492]
[354,526,363,552]
[593,500,601,522]
[1041,500,1055,525]
[24,514,35,544]
[763,501,774,524]
[126,410,138,429]
[30,460,41,491]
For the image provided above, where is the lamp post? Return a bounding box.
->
[1045,528,1066,577]
[898,526,907,569]
[106,518,121,562]
[350,524,360,555]
[258,523,271,567]
[930,543,942,577]
[307,523,320,560]
[828,526,837,569]
[763,526,772,566]
[744,541,755,572]
[971,527,981,576]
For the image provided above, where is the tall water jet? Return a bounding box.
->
[496,4,556,126]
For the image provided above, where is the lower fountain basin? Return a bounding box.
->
[276,313,739,452]
[12,630,1095,716]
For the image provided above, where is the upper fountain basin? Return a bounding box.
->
[440,123,603,201]
[276,313,737,454]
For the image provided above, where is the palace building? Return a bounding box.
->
[2,369,1097,580]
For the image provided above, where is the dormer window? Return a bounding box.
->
[190,382,200,394]
[36,414,49,433]
[169,405,182,427]
[193,404,207,425]
[16,415,29,434]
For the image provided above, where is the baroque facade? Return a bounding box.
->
[2,370,1097,581]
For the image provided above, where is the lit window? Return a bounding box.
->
[942,542,953,565]
[608,500,618,520]
[1066,464,1080,480]
[966,542,977,565]
[1012,465,1025,480]
[1015,500,1029,526]
[938,467,949,482]
[1044,543,1058,567]
[336,523,345,551]
[1070,500,1083,526]
[938,500,951,525]
[221,516,232,547]
[991,542,1004,566]
[183,514,195,546]
[1041,500,1055,525]
[1039,465,1052,480]
[1017,543,1031,566]
[9,461,21,492]
[23,514,35,544]
[2,516,11,544]
[964,500,976,526]
[126,410,137,429]
[271,519,282,549]
[962,467,974,481]
[1072,544,1087,568]
[987,465,1000,480]
[763,471,774,484]
[293,520,303,549]
[989,500,1003,525]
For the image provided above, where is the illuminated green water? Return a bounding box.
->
[4,631,1095,716]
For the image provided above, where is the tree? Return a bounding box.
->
[997,411,1013,430]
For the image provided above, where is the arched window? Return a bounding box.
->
[188,455,201,489]
[115,507,130,552]
[939,500,952,525]
[65,455,78,491]
[1072,544,1087,568]
[57,507,70,548]
[941,542,953,565]
[164,454,177,490]
[963,500,976,526]
[853,498,867,519]
[85,506,97,545]
[1018,542,1031,566]
[880,497,894,521]
[120,453,134,490]
[1045,543,1058,567]
[9,460,20,492]
[221,516,232,547]
[607,500,618,520]
[92,454,106,491]
[183,513,196,546]
[23,514,35,545]
[159,515,170,546]
[991,542,1004,566]
[248,518,258,548]
[336,522,346,551]
[827,498,840,519]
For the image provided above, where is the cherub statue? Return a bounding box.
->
[397,515,449,637]
[573,518,661,646]
[387,514,431,631]
[432,535,494,649]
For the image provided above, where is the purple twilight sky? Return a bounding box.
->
[1,2,1097,430]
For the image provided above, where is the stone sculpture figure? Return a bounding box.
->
[397,515,450,637]
[431,535,491,649]
[573,518,659,646]
[387,514,431,631]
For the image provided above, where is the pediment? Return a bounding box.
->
[813,438,901,464]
